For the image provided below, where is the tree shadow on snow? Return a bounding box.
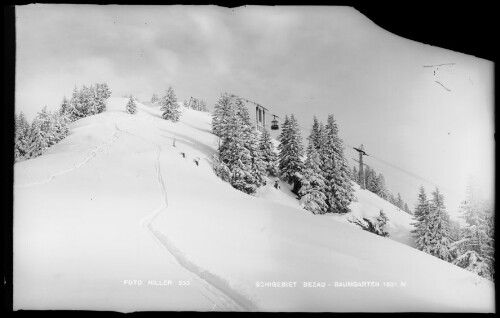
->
[180,121,213,135]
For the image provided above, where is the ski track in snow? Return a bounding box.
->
[119,117,258,312]
[14,116,149,189]
[14,129,119,188]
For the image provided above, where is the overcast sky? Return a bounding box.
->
[15,4,494,217]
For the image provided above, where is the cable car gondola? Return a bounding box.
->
[231,94,280,132]
[271,115,279,130]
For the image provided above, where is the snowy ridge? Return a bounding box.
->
[14,97,494,312]
[14,99,154,188]
[14,124,120,188]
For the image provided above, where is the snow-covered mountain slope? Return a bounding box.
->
[258,179,416,247]
[14,98,494,312]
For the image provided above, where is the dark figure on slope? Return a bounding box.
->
[274,180,280,189]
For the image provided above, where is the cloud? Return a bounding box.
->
[15,5,494,213]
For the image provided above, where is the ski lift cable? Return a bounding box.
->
[351,156,424,199]
[368,154,443,189]
[364,161,427,194]
[344,142,435,185]
[345,144,434,185]
[345,144,461,197]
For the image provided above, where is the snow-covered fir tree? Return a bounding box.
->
[160,86,180,122]
[95,83,111,114]
[68,86,84,120]
[448,219,461,242]
[376,210,389,237]
[66,83,111,121]
[92,84,102,114]
[311,119,327,171]
[14,112,31,160]
[219,119,254,193]
[278,114,305,195]
[234,97,267,188]
[247,131,268,188]
[317,122,327,156]
[212,93,234,140]
[214,94,266,195]
[387,192,396,206]
[126,96,137,114]
[364,166,377,192]
[450,180,494,280]
[411,186,430,247]
[199,99,208,112]
[82,85,97,116]
[16,84,106,161]
[212,154,232,182]
[322,114,354,213]
[191,98,200,111]
[151,93,159,103]
[59,96,73,119]
[363,166,392,201]
[309,116,323,151]
[189,98,208,112]
[22,106,70,160]
[416,188,453,262]
[190,98,198,110]
[26,116,48,158]
[259,128,279,177]
[403,203,411,214]
[299,141,328,214]
[36,107,58,148]
[485,211,495,281]
[374,173,387,200]
[50,111,70,144]
[396,193,405,210]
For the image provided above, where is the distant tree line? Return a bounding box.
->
[60,83,111,122]
[184,97,208,112]
[15,108,69,161]
[15,82,112,161]
[351,165,411,214]
[152,92,208,114]
[151,93,159,103]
